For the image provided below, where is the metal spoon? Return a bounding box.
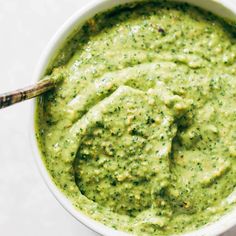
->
[0,75,62,109]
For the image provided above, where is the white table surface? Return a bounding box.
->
[0,1,235,235]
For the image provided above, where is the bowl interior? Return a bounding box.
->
[31,0,236,235]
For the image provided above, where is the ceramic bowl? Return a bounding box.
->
[31,0,236,235]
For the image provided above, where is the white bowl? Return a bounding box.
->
[30,0,236,235]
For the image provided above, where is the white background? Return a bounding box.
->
[0,0,235,235]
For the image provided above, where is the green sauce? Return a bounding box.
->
[35,2,236,235]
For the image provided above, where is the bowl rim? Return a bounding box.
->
[30,0,236,235]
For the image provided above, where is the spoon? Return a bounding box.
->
[0,75,62,109]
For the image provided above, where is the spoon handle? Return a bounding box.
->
[0,78,55,109]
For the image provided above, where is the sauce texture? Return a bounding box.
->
[36,2,236,235]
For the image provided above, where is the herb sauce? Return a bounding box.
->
[36,2,236,235]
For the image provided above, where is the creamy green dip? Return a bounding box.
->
[35,2,236,235]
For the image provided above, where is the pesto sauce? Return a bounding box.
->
[36,2,236,235]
